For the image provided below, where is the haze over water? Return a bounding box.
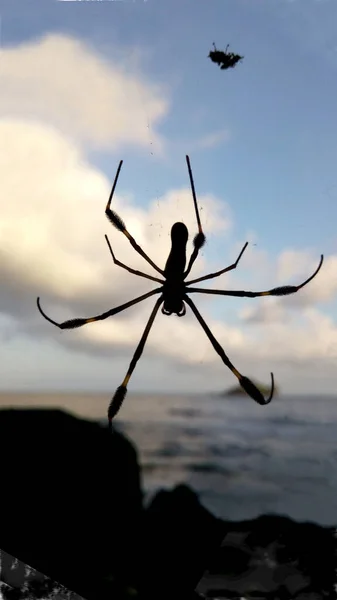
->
[1,391,336,526]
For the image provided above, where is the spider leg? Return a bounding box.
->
[108,295,164,427]
[105,235,164,284]
[184,296,274,405]
[105,161,164,276]
[36,287,162,329]
[183,155,206,280]
[187,254,324,298]
[186,242,249,286]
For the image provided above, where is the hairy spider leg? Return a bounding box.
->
[183,155,206,279]
[105,235,164,284]
[36,288,162,329]
[186,241,249,286]
[105,160,164,276]
[186,254,324,299]
[184,296,274,405]
[108,296,164,428]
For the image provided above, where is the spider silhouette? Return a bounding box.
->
[208,43,243,70]
[37,156,323,429]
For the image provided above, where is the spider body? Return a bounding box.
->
[37,156,324,429]
[164,222,188,278]
[162,222,188,316]
[161,279,186,317]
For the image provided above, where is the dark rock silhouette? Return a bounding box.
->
[220,380,280,397]
[197,514,337,599]
[0,409,142,600]
[136,484,227,599]
[1,409,336,600]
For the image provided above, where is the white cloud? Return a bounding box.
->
[194,128,231,150]
[240,300,286,325]
[239,249,336,325]
[244,307,337,365]
[0,22,336,395]
[0,33,168,152]
[171,128,231,157]
[1,116,336,392]
[0,118,233,365]
[276,251,337,305]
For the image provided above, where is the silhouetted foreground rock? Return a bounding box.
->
[137,484,227,599]
[196,514,337,599]
[0,409,142,600]
[138,489,336,599]
[1,409,336,600]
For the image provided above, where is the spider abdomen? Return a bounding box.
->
[163,222,188,279]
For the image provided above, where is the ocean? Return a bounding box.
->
[1,391,337,527]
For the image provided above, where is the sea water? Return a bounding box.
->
[1,392,337,526]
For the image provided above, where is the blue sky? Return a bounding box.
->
[0,0,336,401]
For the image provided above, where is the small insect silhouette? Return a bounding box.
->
[37,157,323,429]
[208,43,243,70]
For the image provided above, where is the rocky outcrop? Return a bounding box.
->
[1,409,335,600]
[0,408,142,600]
[197,513,336,599]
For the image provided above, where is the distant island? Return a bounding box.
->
[219,379,279,397]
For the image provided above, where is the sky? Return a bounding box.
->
[0,0,337,396]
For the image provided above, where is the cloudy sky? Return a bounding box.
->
[0,0,337,396]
